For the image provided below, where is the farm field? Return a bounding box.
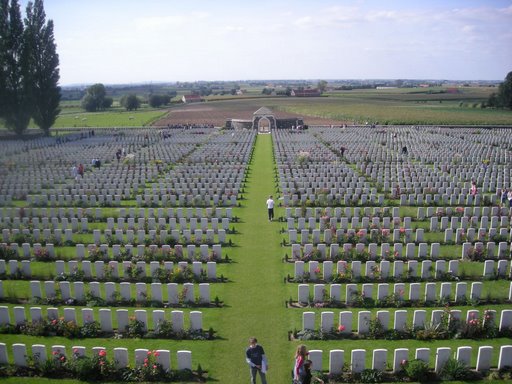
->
[2,86,510,135]
[0,121,512,383]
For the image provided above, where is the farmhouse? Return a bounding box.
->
[181,94,203,103]
[225,107,304,133]
[290,88,321,97]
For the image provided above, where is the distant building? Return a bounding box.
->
[182,94,203,103]
[290,88,321,97]
[225,107,304,133]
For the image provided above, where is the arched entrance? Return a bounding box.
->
[252,107,277,133]
[258,117,270,133]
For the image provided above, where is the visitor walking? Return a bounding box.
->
[77,163,84,178]
[300,360,324,384]
[501,188,508,207]
[245,337,268,384]
[266,195,274,221]
[508,190,512,208]
[293,344,309,383]
[470,181,478,196]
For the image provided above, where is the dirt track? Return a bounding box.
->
[152,100,345,127]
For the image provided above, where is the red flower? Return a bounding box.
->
[147,351,152,356]
[154,351,160,357]
[99,350,107,357]
[144,358,149,364]
[60,356,66,361]
[153,365,158,369]
[338,324,345,332]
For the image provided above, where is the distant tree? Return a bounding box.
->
[497,71,512,109]
[24,0,61,136]
[120,94,140,111]
[261,88,273,95]
[81,83,109,112]
[102,96,113,109]
[0,0,31,136]
[317,80,328,93]
[487,92,498,108]
[148,94,170,108]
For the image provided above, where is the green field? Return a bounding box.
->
[1,86,511,134]
[271,87,512,125]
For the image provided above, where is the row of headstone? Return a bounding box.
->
[0,206,233,220]
[291,242,445,260]
[135,193,237,207]
[286,214,510,233]
[294,259,511,281]
[93,228,228,245]
[4,280,212,305]
[83,243,223,261]
[283,206,511,221]
[303,345,512,374]
[0,343,193,370]
[26,189,240,208]
[302,309,512,334]
[462,242,511,260]
[0,242,223,262]
[291,240,511,261]
[1,225,229,246]
[1,216,231,234]
[0,306,204,333]
[296,281,512,304]
[289,225,512,246]
[0,259,217,280]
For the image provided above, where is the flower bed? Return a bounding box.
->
[0,317,216,340]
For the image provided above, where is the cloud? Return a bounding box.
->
[135,12,209,32]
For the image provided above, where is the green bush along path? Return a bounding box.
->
[216,133,293,383]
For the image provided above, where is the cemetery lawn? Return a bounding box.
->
[2,132,512,384]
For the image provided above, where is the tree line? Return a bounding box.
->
[487,71,512,110]
[81,83,175,112]
[0,0,60,136]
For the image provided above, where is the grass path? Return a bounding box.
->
[213,133,293,383]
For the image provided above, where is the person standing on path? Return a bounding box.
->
[246,337,268,384]
[266,195,275,221]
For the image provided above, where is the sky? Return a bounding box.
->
[19,0,512,85]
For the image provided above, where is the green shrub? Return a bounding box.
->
[440,358,472,380]
[403,359,430,381]
[359,368,384,383]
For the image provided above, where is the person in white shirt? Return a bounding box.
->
[266,195,275,221]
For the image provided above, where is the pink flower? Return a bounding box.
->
[399,227,405,234]
[314,267,321,274]
[60,356,66,362]
[153,351,160,357]
[99,361,105,366]
[147,351,152,356]
[99,350,107,357]
[401,359,408,366]
[338,324,345,332]
[153,365,158,369]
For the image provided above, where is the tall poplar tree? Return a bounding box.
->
[24,0,60,136]
[0,0,31,136]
